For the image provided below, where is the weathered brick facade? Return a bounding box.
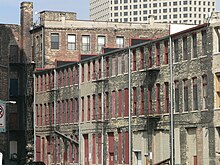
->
[0,2,34,164]
[34,13,220,165]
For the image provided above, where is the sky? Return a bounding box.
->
[0,0,220,24]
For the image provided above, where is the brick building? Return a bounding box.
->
[33,10,220,165]
[1,1,171,164]
[30,10,170,68]
[0,2,34,164]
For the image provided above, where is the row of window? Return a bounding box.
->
[36,135,78,164]
[83,132,129,164]
[112,4,213,12]
[36,98,79,126]
[37,30,207,91]
[51,33,124,51]
[174,75,208,112]
[36,74,208,127]
[112,0,215,6]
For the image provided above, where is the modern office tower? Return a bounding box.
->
[90,0,216,24]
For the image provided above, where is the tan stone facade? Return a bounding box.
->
[34,15,220,165]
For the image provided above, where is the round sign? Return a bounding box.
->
[0,105,4,118]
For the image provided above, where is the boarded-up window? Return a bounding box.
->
[10,45,18,63]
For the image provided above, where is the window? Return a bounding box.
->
[124,88,129,117]
[140,47,144,69]
[98,94,102,120]
[97,36,105,52]
[68,34,76,50]
[98,59,101,79]
[192,33,197,58]
[148,46,152,68]
[183,79,189,112]
[173,1,177,6]
[133,87,137,116]
[88,62,90,81]
[118,90,122,117]
[81,97,84,122]
[192,77,198,110]
[139,86,144,115]
[81,64,84,83]
[87,95,90,121]
[116,36,124,48]
[183,36,188,60]
[202,75,208,109]
[92,134,96,164]
[105,57,110,77]
[82,35,90,51]
[132,50,137,71]
[92,61,96,80]
[111,91,116,118]
[148,86,152,114]
[216,73,220,108]
[175,81,180,112]
[92,95,96,120]
[51,33,59,49]
[10,79,18,96]
[174,39,179,62]
[164,82,169,113]
[164,41,168,64]
[202,30,207,56]
[156,84,160,114]
[156,43,160,66]
[105,92,109,119]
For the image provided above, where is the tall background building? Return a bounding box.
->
[90,0,216,24]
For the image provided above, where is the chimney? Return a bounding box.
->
[148,15,155,25]
[20,2,33,63]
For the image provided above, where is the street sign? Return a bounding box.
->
[0,152,3,165]
[0,103,6,132]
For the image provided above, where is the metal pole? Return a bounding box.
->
[128,48,132,165]
[78,64,81,165]
[169,36,175,165]
[101,56,104,165]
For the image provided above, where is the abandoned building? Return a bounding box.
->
[1,1,220,165]
[0,1,173,164]
[33,8,220,165]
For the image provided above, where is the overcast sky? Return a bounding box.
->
[0,0,220,24]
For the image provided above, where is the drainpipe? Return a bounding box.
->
[53,69,57,164]
[33,73,36,161]
[101,56,104,165]
[169,36,175,165]
[54,69,57,128]
[78,63,81,165]
[128,48,132,165]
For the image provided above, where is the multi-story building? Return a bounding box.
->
[90,0,216,24]
[31,10,171,69]
[1,1,171,164]
[34,11,220,165]
[0,2,34,164]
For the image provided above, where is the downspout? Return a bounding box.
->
[33,73,36,161]
[78,63,81,165]
[54,69,57,128]
[53,69,57,164]
[101,56,104,165]
[128,48,132,165]
[169,36,175,165]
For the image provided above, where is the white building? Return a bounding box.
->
[90,0,216,24]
